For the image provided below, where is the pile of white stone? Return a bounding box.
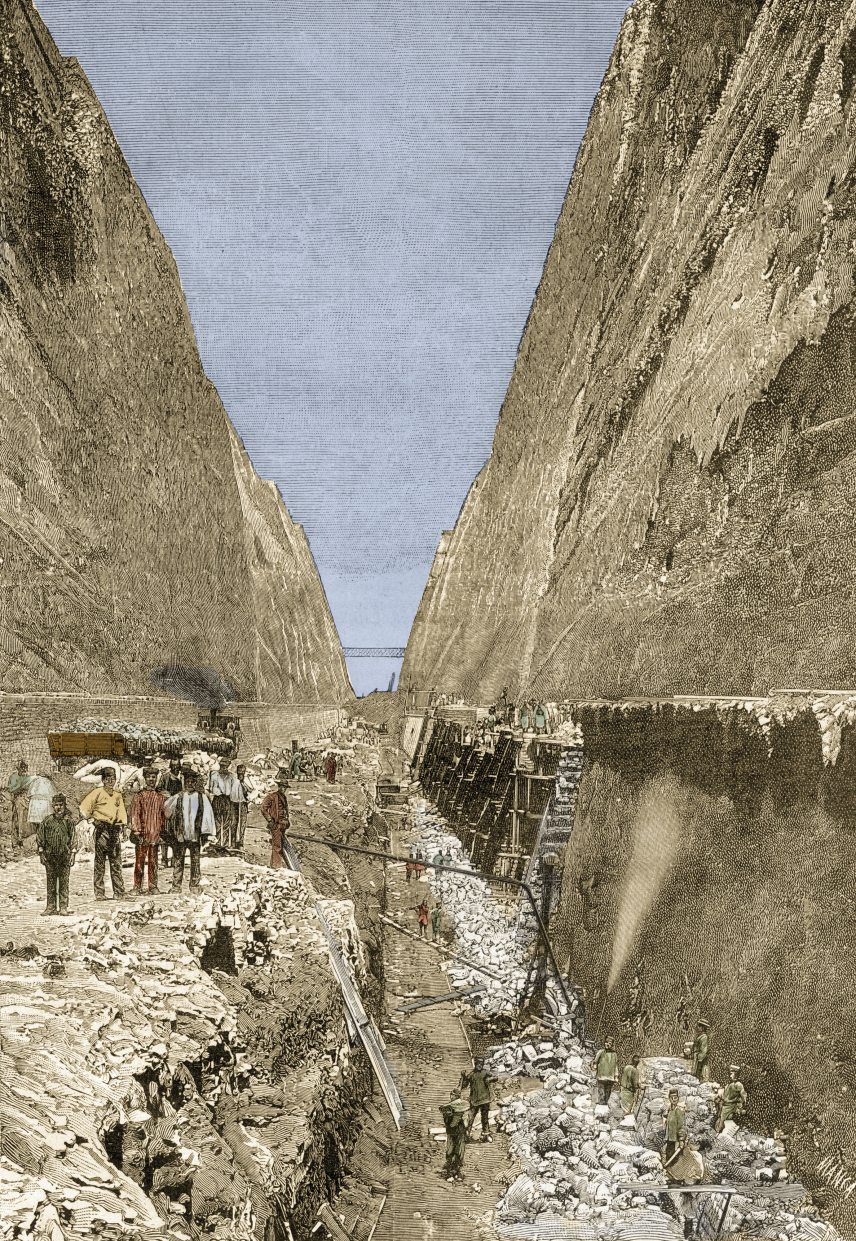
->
[408,801,837,1241]
[409,798,528,1015]
[72,719,234,757]
[0,865,339,1241]
[488,1030,836,1240]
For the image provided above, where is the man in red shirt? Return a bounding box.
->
[260,769,290,868]
[131,769,166,894]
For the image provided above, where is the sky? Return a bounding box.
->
[36,0,629,696]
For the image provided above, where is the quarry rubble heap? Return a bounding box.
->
[0,850,367,1240]
[408,799,840,1241]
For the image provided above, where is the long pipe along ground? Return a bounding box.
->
[285,831,573,1012]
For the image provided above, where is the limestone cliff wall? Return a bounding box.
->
[552,706,856,1232]
[403,0,856,702]
[0,0,351,704]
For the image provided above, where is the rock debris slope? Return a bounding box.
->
[0,0,351,704]
[403,0,856,702]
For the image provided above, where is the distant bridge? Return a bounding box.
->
[343,647,406,658]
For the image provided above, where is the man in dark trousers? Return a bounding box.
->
[157,758,184,869]
[80,770,130,902]
[7,758,31,848]
[235,763,249,848]
[166,773,215,893]
[692,1019,711,1081]
[440,1088,468,1181]
[663,1088,687,1169]
[461,1056,494,1142]
[260,770,290,868]
[36,793,77,916]
[594,1036,619,1105]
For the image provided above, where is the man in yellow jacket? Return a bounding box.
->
[80,770,132,901]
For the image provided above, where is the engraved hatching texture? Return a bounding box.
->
[403,0,856,702]
[0,0,351,703]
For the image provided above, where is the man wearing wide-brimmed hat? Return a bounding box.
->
[260,770,290,869]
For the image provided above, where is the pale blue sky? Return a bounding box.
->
[36,0,628,694]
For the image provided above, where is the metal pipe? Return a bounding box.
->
[380,915,506,981]
[285,831,573,1011]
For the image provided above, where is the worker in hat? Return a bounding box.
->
[36,793,77,916]
[620,1054,642,1114]
[7,758,31,848]
[130,769,166,894]
[692,1020,711,1081]
[157,758,184,869]
[80,770,131,902]
[260,770,290,868]
[461,1056,494,1142]
[715,1065,748,1132]
[662,1088,687,1170]
[593,1036,619,1105]
[165,772,215,893]
[440,1088,469,1181]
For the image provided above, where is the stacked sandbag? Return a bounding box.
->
[72,719,235,758]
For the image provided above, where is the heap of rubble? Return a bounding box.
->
[0,864,365,1241]
[409,799,839,1241]
[489,1031,834,1240]
[408,798,528,1016]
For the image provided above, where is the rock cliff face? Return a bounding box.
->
[0,0,351,704]
[404,0,856,702]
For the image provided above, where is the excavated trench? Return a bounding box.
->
[413,704,856,1238]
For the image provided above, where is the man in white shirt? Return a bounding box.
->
[207,758,241,848]
[165,774,215,892]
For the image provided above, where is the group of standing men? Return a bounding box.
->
[32,766,219,913]
[25,758,257,915]
[287,747,338,784]
[593,1021,749,1175]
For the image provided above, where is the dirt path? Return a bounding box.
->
[370,818,513,1241]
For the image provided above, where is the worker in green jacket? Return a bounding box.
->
[7,759,31,847]
[461,1056,494,1142]
[430,900,444,942]
[594,1036,619,1105]
[662,1088,687,1168]
[620,1054,642,1114]
[36,793,77,917]
[715,1066,748,1131]
[692,1019,710,1081]
[440,1089,469,1181]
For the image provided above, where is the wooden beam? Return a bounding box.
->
[317,1203,353,1240]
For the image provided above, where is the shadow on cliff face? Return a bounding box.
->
[150,664,236,708]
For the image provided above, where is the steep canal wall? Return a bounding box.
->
[553,701,856,1234]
